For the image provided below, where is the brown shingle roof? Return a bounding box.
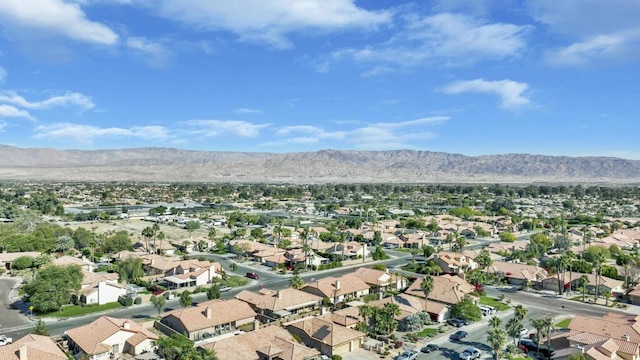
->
[162,299,257,332]
[287,317,365,347]
[404,274,475,305]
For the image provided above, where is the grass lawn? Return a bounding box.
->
[555,318,572,328]
[41,302,123,318]
[413,327,438,338]
[223,275,249,287]
[479,296,510,311]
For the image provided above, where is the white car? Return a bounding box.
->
[0,335,13,346]
[394,350,419,360]
[520,328,530,336]
[459,346,481,360]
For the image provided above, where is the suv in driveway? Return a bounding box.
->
[459,347,481,360]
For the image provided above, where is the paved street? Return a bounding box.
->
[0,277,32,331]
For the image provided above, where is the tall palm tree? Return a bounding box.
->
[506,317,524,347]
[579,275,589,302]
[289,273,304,289]
[487,328,508,360]
[358,304,374,333]
[455,236,468,253]
[382,302,401,335]
[302,242,312,270]
[561,251,576,297]
[420,275,434,318]
[593,252,606,301]
[514,304,528,322]
[530,318,547,356]
[489,315,502,329]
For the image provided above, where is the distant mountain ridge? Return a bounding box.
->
[0,145,639,183]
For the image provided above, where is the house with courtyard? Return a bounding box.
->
[486,261,548,286]
[286,317,366,357]
[433,251,478,276]
[351,267,407,293]
[301,274,370,304]
[158,299,257,340]
[404,274,476,320]
[235,288,322,323]
[65,316,158,359]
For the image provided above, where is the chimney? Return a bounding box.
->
[335,280,341,290]
[205,307,212,319]
[277,291,283,299]
[123,321,131,329]
[150,258,154,265]
[623,334,630,341]
[19,345,27,360]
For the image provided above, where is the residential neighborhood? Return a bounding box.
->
[2,183,640,360]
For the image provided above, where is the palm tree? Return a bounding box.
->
[410,248,419,264]
[289,273,304,289]
[561,251,576,297]
[602,289,611,306]
[487,328,507,360]
[420,275,434,318]
[142,226,154,254]
[593,252,606,301]
[302,242,312,270]
[358,304,374,333]
[530,318,546,356]
[489,315,502,329]
[514,304,528,322]
[455,236,468,253]
[579,275,589,302]
[445,232,455,251]
[506,317,524,347]
[382,302,401,335]
[55,235,75,254]
[541,316,554,360]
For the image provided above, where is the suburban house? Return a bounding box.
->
[335,293,448,324]
[301,274,370,304]
[433,252,478,276]
[328,241,370,259]
[542,272,624,297]
[598,229,640,250]
[0,251,41,271]
[65,316,158,360]
[548,313,640,360]
[235,288,322,322]
[486,261,548,286]
[399,233,427,248]
[201,324,322,360]
[79,271,126,305]
[0,334,68,360]
[627,284,640,305]
[139,254,222,287]
[404,274,477,319]
[351,267,407,293]
[158,299,257,340]
[286,317,366,357]
[53,255,94,272]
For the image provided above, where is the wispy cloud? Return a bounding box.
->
[145,0,391,49]
[0,91,95,110]
[184,119,271,137]
[442,79,530,109]
[0,104,35,121]
[0,0,119,45]
[33,123,170,144]
[324,12,529,73]
[546,31,640,66]
[0,66,6,82]
[126,37,173,68]
[233,108,263,115]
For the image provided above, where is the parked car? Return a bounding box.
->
[459,346,481,360]
[447,318,465,327]
[0,335,13,346]
[394,350,418,360]
[219,285,232,292]
[520,327,530,336]
[246,272,259,279]
[479,305,496,316]
[519,339,551,356]
[421,344,440,353]
[450,330,468,341]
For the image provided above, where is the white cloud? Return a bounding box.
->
[442,79,530,109]
[126,37,173,68]
[0,91,94,110]
[374,116,450,129]
[0,66,6,82]
[0,104,35,121]
[184,119,271,137]
[0,0,119,45]
[147,0,391,49]
[33,123,169,143]
[276,125,346,140]
[326,12,528,72]
[233,108,263,115]
[528,0,640,65]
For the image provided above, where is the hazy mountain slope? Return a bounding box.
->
[0,145,638,183]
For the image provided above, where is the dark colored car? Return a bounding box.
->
[447,318,464,327]
[421,344,440,353]
[246,272,259,279]
[450,330,468,341]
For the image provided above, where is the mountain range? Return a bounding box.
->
[0,145,639,184]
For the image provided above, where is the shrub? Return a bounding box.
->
[134,297,142,305]
[12,256,34,270]
[331,356,343,360]
[394,341,403,349]
[118,296,133,306]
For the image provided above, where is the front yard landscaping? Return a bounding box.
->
[479,296,510,311]
[555,318,572,328]
[222,275,249,287]
[41,302,123,318]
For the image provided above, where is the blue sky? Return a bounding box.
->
[0,1,639,158]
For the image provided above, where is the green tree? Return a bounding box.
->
[24,264,83,313]
[489,315,502,329]
[487,327,507,360]
[179,290,193,308]
[142,226,155,254]
[499,232,517,242]
[230,262,238,273]
[208,227,217,241]
[207,284,220,300]
[506,317,524,346]
[578,275,589,302]
[475,249,493,269]
[529,318,547,356]
[410,248,419,264]
[421,244,435,258]
[358,304,374,333]
[55,235,75,253]
[150,295,167,316]
[449,295,482,322]
[381,302,401,335]
[155,333,217,360]
[117,257,144,284]
[33,319,49,336]
[12,256,34,270]
[185,221,201,238]
[289,273,304,289]
[420,275,434,315]
[514,304,528,321]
